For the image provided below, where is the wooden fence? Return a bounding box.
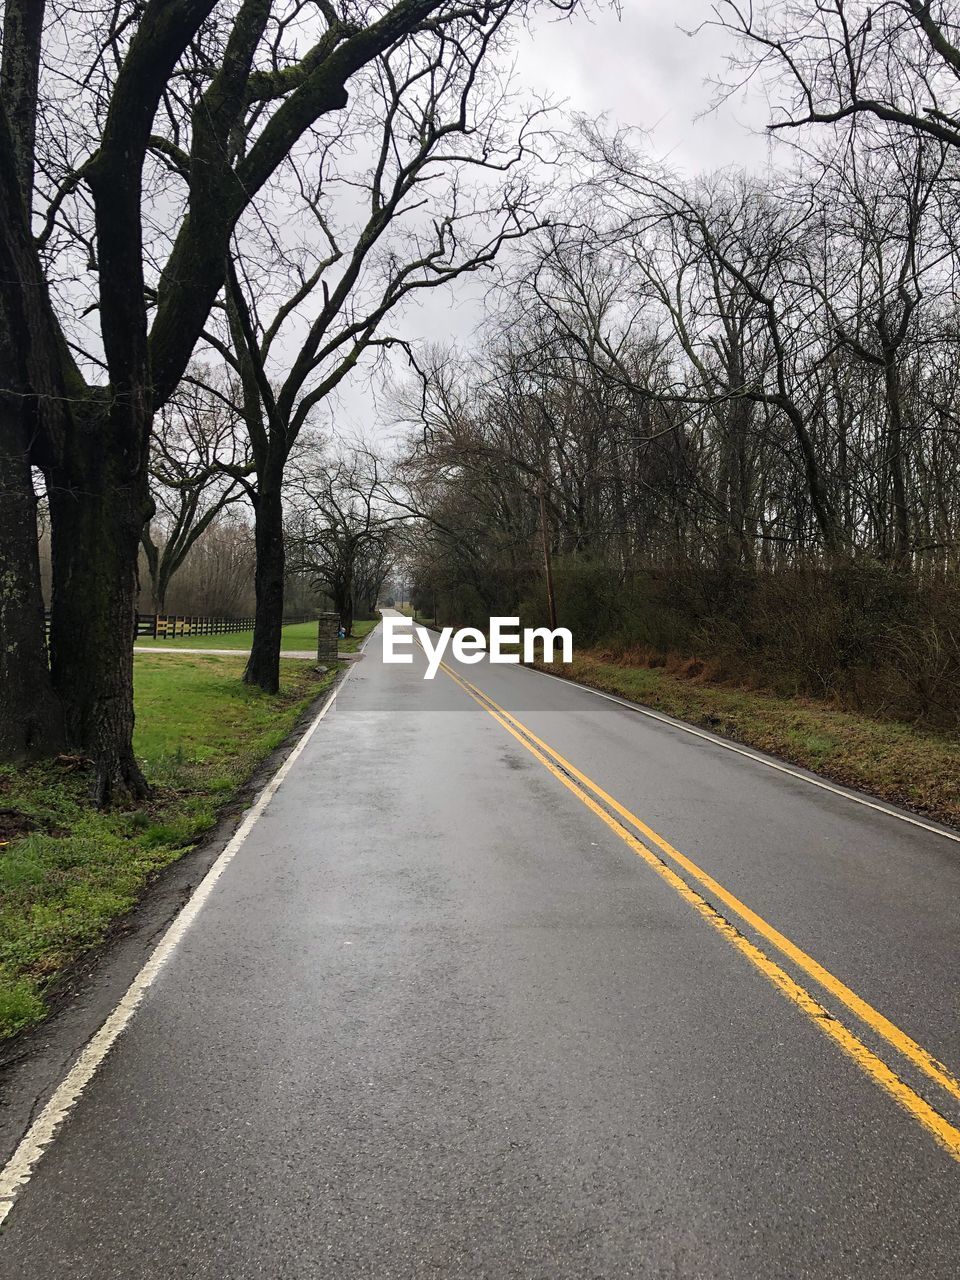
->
[44,613,315,640]
[138,614,255,639]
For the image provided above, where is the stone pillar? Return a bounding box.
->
[317,612,339,664]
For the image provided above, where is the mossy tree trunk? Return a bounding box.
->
[0,401,64,760]
[0,71,64,762]
[47,414,152,802]
[332,572,355,639]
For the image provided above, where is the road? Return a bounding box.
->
[2,613,960,1277]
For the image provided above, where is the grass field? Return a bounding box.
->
[552,650,960,828]
[135,617,379,654]
[0,654,336,1041]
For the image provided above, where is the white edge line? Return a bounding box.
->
[528,663,960,846]
[0,636,372,1226]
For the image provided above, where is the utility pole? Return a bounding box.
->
[539,475,558,630]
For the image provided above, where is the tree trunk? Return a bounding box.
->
[883,357,911,568]
[0,114,64,762]
[47,439,150,805]
[331,570,354,639]
[244,480,285,693]
[141,523,166,615]
[341,587,354,639]
[778,397,842,556]
[0,404,64,760]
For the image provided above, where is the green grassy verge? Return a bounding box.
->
[552,651,960,828]
[134,617,378,653]
[0,653,336,1041]
[339,619,378,652]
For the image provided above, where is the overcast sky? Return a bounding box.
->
[341,1,779,445]
[515,2,773,174]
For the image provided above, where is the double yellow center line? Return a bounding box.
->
[437,657,960,1162]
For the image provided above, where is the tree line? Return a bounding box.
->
[398,3,960,726]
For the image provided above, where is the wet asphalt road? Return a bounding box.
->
[2,615,960,1277]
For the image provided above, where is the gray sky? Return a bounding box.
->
[342,1,778,444]
[515,2,773,174]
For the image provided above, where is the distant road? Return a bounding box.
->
[3,612,960,1277]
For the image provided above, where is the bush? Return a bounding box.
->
[520,556,624,649]
[545,558,960,729]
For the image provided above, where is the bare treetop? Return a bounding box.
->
[713,1,960,150]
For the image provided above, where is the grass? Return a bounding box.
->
[550,650,960,828]
[134,617,378,654]
[339,619,378,652]
[0,653,337,1041]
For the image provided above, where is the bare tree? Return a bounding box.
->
[142,368,252,613]
[162,510,257,617]
[0,0,574,800]
[291,447,399,635]
[204,26,553,690]
[714,1,960,153]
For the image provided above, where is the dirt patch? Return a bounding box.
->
[0,807,71,845]
[0,808,36,843]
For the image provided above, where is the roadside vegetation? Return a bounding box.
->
[0,655,336,1042]
[392,603,430,624]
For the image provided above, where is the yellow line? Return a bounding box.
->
[437,659,960,1163]
[448,665,960,1110]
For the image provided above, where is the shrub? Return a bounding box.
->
[542,557,960,728]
